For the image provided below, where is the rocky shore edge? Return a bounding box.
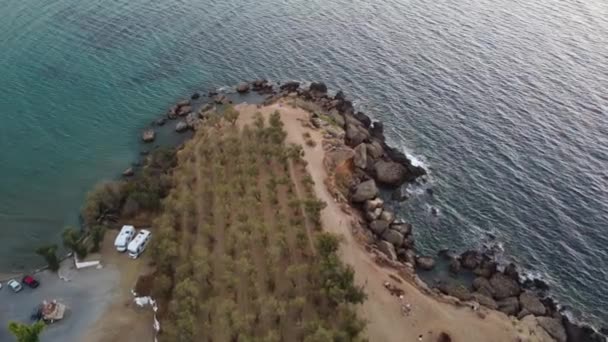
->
[139,79,606,342]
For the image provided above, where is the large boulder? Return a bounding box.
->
[374,160,408,186]
[382,145,427,180]
[390,222,412,236]
[142,129,156,143]
[122,168,134,177]
[325,146,355,170]
[489,273,521,300]
[279,81,300,92]
[471,293,498,310]
[391,186,409,202]
[363,197,384,212]
[416,256,436,270]
[191,92,201,100]
[537,317,567,342]
[369,220,390,235]
[402,234,415,248]
[309,82,327,95]
[366,141,384,159]
[379,209,395,224]
[175,121,188,132]
[377,241,397,261]
[473,259,498,278]
[345,122,370,147]
[449,258,461,274]
[563,316,607,342]
[460,250,482,269]
[381,229,404,246]
[354,111,371,128]
[518,291,546,316]
[351,179,378,202]
[438,282,472,301]
[503,263,519,280]
[177,105,192,116]
[236,82,250,93]
[365,207,383,221]
[353,144,367,169]
[370,121,384,140]
[472,277,495,298]
[185,113,199,129]
[497,297,520,316]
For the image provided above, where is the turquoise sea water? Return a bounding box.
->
[1,0,607,326]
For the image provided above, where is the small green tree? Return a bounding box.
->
[89,225,106,253]
[35,244,60,272]
[8,320,45,342]
[62,227,87,259]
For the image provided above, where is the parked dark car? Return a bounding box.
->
[22,275,40,288]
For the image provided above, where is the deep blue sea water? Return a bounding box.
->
[1,0,607,326]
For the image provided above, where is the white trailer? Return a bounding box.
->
[127,229,151,259]
[114,225,136,252]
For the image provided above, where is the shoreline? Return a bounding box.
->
[7,79,604,341]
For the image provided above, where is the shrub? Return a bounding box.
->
[35,244,60,272]
[8,320,45,342]
[62,227,88,259]
[89,225,106,253]
[223,105,240,125]
[81,182,124,227]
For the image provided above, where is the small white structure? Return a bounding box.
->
[127,229,151,259]
[114,225,136,252]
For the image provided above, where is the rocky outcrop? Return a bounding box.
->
[489,273,521,300]
[460,250,481,269]
[563,317,607,342]
[473,259,497,278]
[373,160,408,186]
[472,277,495,298]
[449,258,461,274]
[471,293,497,310]
[390,222,411,236]
[175,121,188,132]
[379,209,395,223]
[351,179,378,202]
[378,240,397,261]
[369,220,389,235]
[438,282,472,301]
[353,144,367,169]
[416,256,436,270]
[537,317,567,342]
[279,81,300,93]
[519,291,546,316]
[364,197,384,212]
[309,82,327,96]
[497,297,520,316]
[381,229,404,246]
[345,122,370,147]
[142,129,155,143]
[236,82,250,93]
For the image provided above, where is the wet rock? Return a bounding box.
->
[122,168,134,177]
[390,222,412,236]
[379,209,395,224]
[236,82,250,93]
[208,90,218,97]
[334,90,345,101]
[155,118,167,126]
[497,297,520,316]
[370,121,384,140]
[519,291,546,316]
[391,186,409,202]
[279,81,300,92]
[522,278,550,292]
[382,144,427,180]
[369,220,390,235]
[309,82,327,95]
[354,111,371,128]
[472,293,498,310]
[449,258,461,274]
[191,92,201,100]
[142,129,156,143]
[416,256,436,270]
[351,179,378,202]
[503,263,519,280]
[460,250,482,269]
[438,248,458,260]
[381,229,404,246]
[537,317,567,342]
[353,144,367,169]
[175,121,188,132]
[214,94,231,104]
[404,249,416,265]
[563,316,607,342]
[402,234,415,248]
[438,282,472,300]
[374,160,408,186]
[489,273,521,300]
[363,197,384,212]
[186,113,199,129]
[377,241,397,261]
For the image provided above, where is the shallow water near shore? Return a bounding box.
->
[1,0,607,327]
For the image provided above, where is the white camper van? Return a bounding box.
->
[114,225,136,252]
[127,229,151,259]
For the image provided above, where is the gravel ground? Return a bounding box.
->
[0,262,120,342]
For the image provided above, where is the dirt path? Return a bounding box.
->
[83,230,155,342]
[236,102,553,342]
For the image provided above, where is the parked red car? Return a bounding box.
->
[22,275,40,288]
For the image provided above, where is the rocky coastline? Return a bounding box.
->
[138,80,606,342]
